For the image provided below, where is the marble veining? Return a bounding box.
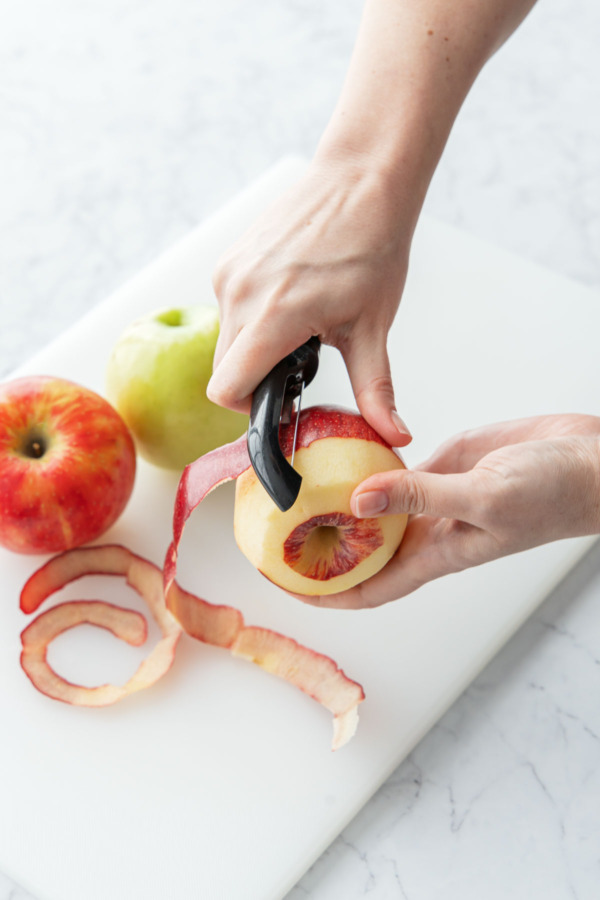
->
[1,0,599,897]
[286,543,600,900]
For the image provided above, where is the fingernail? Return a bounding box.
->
[354,490,389,518]
[391,410,412,438]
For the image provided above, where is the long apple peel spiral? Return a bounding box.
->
[20,545,183,706]
[163,411,375,749]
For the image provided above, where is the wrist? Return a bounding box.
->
[313,65,466,237]
[586,435,600,535]
[312,127,430,242]
[313,0,539,236]
[557,432,600,539]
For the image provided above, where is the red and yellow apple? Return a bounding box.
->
[233,407,407,595]
[0,376,136,554]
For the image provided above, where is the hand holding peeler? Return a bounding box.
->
[247,336,320,512]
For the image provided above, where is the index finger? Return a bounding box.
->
[207,318,315,414]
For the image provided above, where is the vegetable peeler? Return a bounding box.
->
[247,336,320,512]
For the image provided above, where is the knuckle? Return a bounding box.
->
[224,271,252,306]
[451,431,473,469]
[469,467,520,550]
[354,372,395,404]
[441,519,480,570]
[212,250,234,296]
[392,471,428,515]
[476,468,514,526]
[212,258,253,309]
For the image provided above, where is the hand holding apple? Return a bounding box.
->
[313,413,600,609]
[106,305,248,470]
[0,376,136,554]
[164,405,408,600]
[234,406,408,595]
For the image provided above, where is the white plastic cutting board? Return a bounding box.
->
[1,157,599,900]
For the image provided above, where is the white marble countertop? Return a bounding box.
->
[1,1,599,898]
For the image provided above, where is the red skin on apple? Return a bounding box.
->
[0,376,136,554]
[278,404,388,456]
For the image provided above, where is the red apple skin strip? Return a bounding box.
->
[20,544,136,614]
[231,626,365,751]
[164,433,251,596]
[278,405,387,457]
[19,545,182,705]
[162,409,372,748]
[166,581,243,648]
[21,601,147,705]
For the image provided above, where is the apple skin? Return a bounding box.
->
[234,406,408,596]
[0,376,136,555]
[105,305,248,470]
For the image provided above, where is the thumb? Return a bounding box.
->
[342,334,411,448]
[351,468,475,522]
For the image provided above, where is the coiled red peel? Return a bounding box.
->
[19,431,364,749]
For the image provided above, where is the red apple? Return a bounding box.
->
[0,376,136,554]
[234,406,408,595]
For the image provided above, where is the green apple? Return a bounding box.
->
[105,305,247,470]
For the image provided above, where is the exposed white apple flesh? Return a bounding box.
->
[234,409,408,596]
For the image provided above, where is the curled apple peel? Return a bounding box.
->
[165,586,364,748]
[21,601,148,705]
[163,421,367,747]
[164,432,250,596]
[20,545,183,706]
[20,541,363,748]
[231,627,364,751]
[21,543,139,615]
[166,581,243,649]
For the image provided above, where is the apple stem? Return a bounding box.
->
[23,434,46,459]
[156,309,183,327]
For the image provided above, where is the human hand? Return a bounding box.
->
[303,414,600,609]
[207,156,414,448]
[207,0,540,449]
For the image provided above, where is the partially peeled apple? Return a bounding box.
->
[234,406,408,595]
[165,405,408,599]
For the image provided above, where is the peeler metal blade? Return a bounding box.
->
[247,336,320,511]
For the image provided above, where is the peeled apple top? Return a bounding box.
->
[105,305,247,470]
[233,406,409,597]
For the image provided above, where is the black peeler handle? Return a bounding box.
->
[247,337,320,511]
